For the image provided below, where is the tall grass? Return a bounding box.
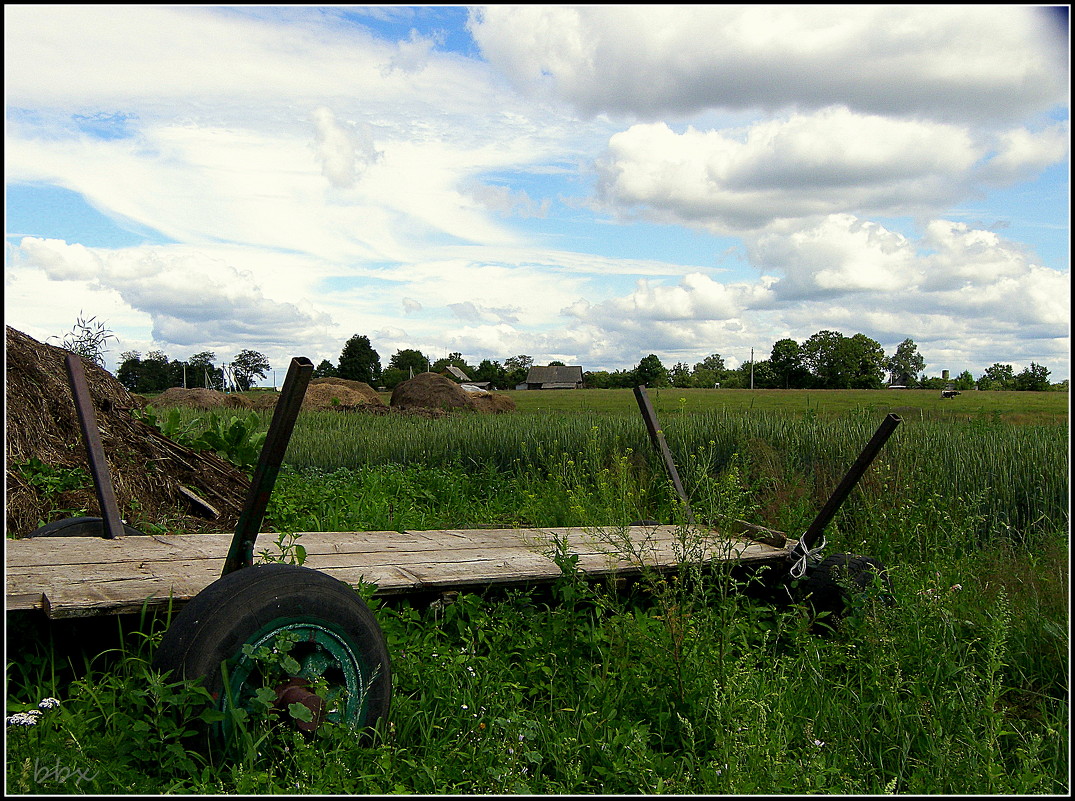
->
[279,407,1067,540]
[7,400,1067,793]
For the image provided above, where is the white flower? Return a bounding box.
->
[6,713,39,727]
[38,697,60,710]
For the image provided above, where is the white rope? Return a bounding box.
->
[788,532,826,580]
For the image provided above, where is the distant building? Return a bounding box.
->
[522,365,584,390]
[442,365,471,382]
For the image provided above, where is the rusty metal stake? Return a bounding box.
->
[65,354,125,539]
[222,356,313,576]
[633,385,695,524]
[789,413,902,573]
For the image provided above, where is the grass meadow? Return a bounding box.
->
[6,388,1069,794]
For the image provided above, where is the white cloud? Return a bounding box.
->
[311,106,380,190]
[469,5,1067,122]
[594,110,1067,232]
[13,238,333,353]
[748,214,920,298]
[4,6,1068,382]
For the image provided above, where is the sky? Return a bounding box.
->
[4,5,1070,385]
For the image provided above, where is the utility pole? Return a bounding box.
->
[750,348,755,390]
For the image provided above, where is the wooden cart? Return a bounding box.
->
[6,355,899,738]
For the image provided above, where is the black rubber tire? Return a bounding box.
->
[152,564,391,738]
[26,516,148,537]
[800,553,892,617]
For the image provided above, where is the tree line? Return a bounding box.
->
[115,349,271,394]
[55,314,1060,394]
[316,331,1060,392]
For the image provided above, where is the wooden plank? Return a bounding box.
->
[6,525,794,619]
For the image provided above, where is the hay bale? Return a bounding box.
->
[390,372,473,411]
[303,381,385,411]
[305,377,386,410]
[4,325,250,537]
[467,390,516,414]
[390,372,515,414]
[149,387,251,410]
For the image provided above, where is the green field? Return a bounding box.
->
[501,386,1070,424]
[6,389,1069,794]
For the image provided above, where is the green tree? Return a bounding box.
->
[432,351,472,377]
[473,359,506,388]
[584,370,609,388]
[116,351,142,392]
[885,338,925,387]
[802,330,852,388]
[503,355,533,388]
[689,368,717,388]
[978,363,1015,391]
[313,359,338,378]
[1014,362,1050,391]
[953,370,976,390]
[769,338,809,389]
[848,333,886,389]
[739,359,777,388]
[188,351,219,388]
[389,348,430,376]
[231,349,270,391]
[696,353,726,372]
[669,362,692,387]
[634,354,669,388]
[338,335,381,384]
[380,367,407,390]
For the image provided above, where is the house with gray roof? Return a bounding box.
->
[522,365,584,389]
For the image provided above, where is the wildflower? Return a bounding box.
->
[461,704,469,710]
[6,713,39,727]
[950,584,962,592]
[38,698,60,711]
[813,739,826,748]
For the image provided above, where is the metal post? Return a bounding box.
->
[633,386,695,524]
[64,354,125,539]
[797,413,902,554]
[222,356,314,576]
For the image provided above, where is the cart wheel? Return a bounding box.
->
[152,563,391,740]
[26,516,148,537]
[800,553,892,617]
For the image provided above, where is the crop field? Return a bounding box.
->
[6,389,1069,794]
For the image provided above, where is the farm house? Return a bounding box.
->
[521,365,584,390]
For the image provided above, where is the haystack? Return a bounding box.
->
[304,377,387,411]
[5,326,250,537]
[148,386,252,410]
[390,372,515,413]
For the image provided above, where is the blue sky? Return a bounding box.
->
[5,5,1070,382]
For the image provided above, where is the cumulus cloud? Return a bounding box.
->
[747,214,921,298]
[469,5,1067,122]
[14,237,332,349]
[595,110,1066,232]
[557,216,1068,371]
[311,106,380,189]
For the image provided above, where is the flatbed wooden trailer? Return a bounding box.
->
[5,523,795,619]
[6,354,898,740]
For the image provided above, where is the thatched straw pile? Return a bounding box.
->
[148,387,253,410]
[4,326,250,537]
[390,372,515,414]
[304,377,388,411]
